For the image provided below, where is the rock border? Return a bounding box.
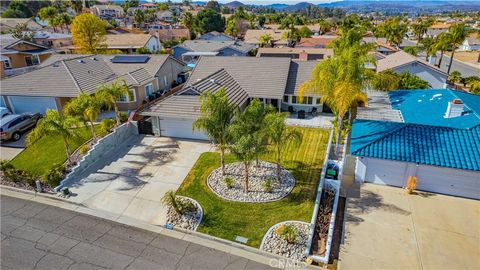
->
[165,195,203,231]
[206,161,295,203]
[260,220,310,262]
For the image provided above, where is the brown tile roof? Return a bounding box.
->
[150,29,190,41]
[105,33,155,49]
[243,29,288,45]
[297,37,337,48]
[376,50,445,75]
[256,47,333,57]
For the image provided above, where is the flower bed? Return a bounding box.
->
[261,221,310,261]
[165,196,203,231]
[207,160,295,202]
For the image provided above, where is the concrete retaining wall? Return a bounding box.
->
[55,122,139,191]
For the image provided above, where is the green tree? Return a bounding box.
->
[298,26,312,38]
[205,0,221,12]
[180,12,194,32]
[9,22,34,41]
[71,13,107,54]
[194,8,225,34]
[372,69,400,91]
[134,9,145,25]
[38,6,57,31]
[446,23,467,74]
[259,34,273,48]
[399,71,431,89]
[318,19,331,35]
[136,46,151,54]
[265,112,302,182]
[225,17,239,37]
[257,15,266,27]
[375,17,408,47]
[469,80,480,95]
[96,79,132,126]
[433,32,452,68]
[27,110,80,165]
[419,36,436,62]
[448,70,462,84]
[64,92,102,141]
[2,0,33,18]
[403,46,419,56]
[192,88,236,176]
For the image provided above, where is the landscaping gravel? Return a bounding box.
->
[261,221,310,262]
[165,196,202,231]
[207,161,295,202]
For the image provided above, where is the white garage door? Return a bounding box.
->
[8,96,57,115]
[416,166,480,200]
[159,117,208,140]
[364,158,407,187]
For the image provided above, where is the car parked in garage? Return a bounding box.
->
[0,113,42,141]
[0,107,11,118]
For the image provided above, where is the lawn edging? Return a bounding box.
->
[54,122,138,192]
[176,195,203,231]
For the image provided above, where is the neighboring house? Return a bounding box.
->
[0,18,43,32]
[244,29,288,47]
[296,37,337,48]
[105,33,161,53]
[0,35,53,78]
[376,51,447,89]
[363,37,417,54]
[150,28,190,42]
[351,89,480,200]
[91,4,125,20]
[426,22,451,37]
[139,56,325,139]
[139,3,158,10]
[148,21,173,30]
[197,31,235,42]
[459,37,480,51]
[173,40,254,65]
[33,31,72,49]
[0,54,185,114]
[256,47,333,60]
[156,10,174,22]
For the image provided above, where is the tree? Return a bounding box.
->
[38,6,57,31]
[136,46,151,54]
[318,20,331,35]
[2,0,33,18]
[9,22,34,41]
[298,26,312,38]
[192,88,236,176]
[411,19,432,41]
[372,69,400,91]
[448,70,462,84]
[259,34,273,47]
[375,17,408,47]
[71,13,107,54]
[193,8,225,34]
[398,71,431,89]
[180,12,194,32]
[403,46,419,56]
[56,12,72,32]
[27,110,80,165]
[96,79,132,126]
[419,36,435,62]
[225,18,239,37]
[134,9,145,26]
[433,32,452,68]
[446,23,467,74]
[257,15,266,27]
[205,1,221,12]
[64,92,102,141]
[469,80,480,95]
[265,112,302,182]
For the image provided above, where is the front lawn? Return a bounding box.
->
[10,126,101,176]
[177,127,329,247]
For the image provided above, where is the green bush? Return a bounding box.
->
[1,161,37,186]
[99,118,116,137]
[118,112,128,123]
[79,145,90,155]
[42,163,66,187]
[161,190,196,214]
[263,178,273,193]
[275,223,298,243]
[224,177,235,189]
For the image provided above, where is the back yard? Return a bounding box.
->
[177,127,329,247]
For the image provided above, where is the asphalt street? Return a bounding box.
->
[0,195,277,270]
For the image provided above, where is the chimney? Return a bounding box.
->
[444,99,464,118]
[298,50,308,61]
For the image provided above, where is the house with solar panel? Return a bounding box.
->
[0,54,186,115]
[350,89,480,200]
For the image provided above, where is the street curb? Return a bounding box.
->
[0,185,85,207]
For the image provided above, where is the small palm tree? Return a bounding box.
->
[181,12,194,32]
[448,71,462,84]
[27,110,81,165]
[96,79,132,126]
[446,23,467,74]
[259,34,273,48]
[64,92,102,141]
[265,112,302,182]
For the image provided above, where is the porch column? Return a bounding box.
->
[277,99,281,112]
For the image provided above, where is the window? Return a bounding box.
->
[307,97,313,104]
[3,58,12,69]
[25,55,40,66]
[283,95,289,103]
[145,83,154,96]
[117,89,136,103]
[316,98,321,104]
[291,96,297,104]
[163,76,168,87]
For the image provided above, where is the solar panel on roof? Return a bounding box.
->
[111,55,150,63]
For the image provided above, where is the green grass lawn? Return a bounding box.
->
[177,127,329,247]
[10,126,101,176]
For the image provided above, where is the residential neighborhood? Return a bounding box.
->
[0,1,479,270]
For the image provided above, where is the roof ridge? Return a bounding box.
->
[61,60,82,93]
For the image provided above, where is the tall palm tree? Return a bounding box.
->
[193,88,236,175]
[27,110,80,165]
[265,112,302,182]
[96,79,132,126]
[38,6,58,32]
[64,92,102,141]
[180,12,194,32]
[446,23,467,74]
[419,36,435,62]
[434,32,452,68]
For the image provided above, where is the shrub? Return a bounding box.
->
[263,178,273,193]
[224,177,234,189]
[405,176,417,194]
[99,118,116,137]
[1,161,37,186]
[161,190,195,215]
[42,163,66,187]
[118,112,128,123]
[275,224,298,243]
[79,145,90,155]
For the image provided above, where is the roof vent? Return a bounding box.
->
[444,99,464,118]
[210,79,220,85]
[91,57,97,61]
[77,59,85,63]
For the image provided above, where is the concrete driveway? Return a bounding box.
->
[0,132,27,160]
[67,135,212,225]
[339,183,480,270]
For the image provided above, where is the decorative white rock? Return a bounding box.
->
[165,196,203,231]
[207,161,295,202]
[261,221,310,262]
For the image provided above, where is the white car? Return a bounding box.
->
[0,107,11,118]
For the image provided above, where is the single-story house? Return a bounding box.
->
[0,18,43,32]
[244,29,288,47]
[256,47,333,60]
[105,33,161,53]
[0,54,185,114]
[33,31,72,49]
[197,31,235,42]
[139,56,325,139]
[426,22,451,37]
[351,89,480,200]
[296,37,337,48]
[376,51,447,89]
[156,10,174,22]
[459,37,480,51]
[172,40,254,65]
[150,28,190,42]
[90,4,125,20]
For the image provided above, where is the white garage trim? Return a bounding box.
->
[158,117,208,140]
[7,96,57,115]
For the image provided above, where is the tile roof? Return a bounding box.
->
[150,29,190,41]
[350,89,480,171]
[105,34,155,49]
[244,29,288,45]
[297,37,336,48]
[376,50,445,74]
[176,40,254,54]
[256,47,333,57]
[285,60,319,95]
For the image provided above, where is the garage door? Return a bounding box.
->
[364,158,407,187]
[8,96,57,115]
[159,117,208,140]
[0,96,6,107]
[416,166,480,200]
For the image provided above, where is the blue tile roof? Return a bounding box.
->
[351,89,480,171]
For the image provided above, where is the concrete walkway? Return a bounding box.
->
[66,135,212,226]
[338,183,480,270]
[1,194,277,270]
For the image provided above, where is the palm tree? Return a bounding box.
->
[64,92,102,141]
[371,69,400,91]
[259,34,273,48]
[434,32,452,68]
[181,12,194,32]
[96,79,132,126]
[193,88,236,176]
[229,124,256,193]
[27,110,80,165]
[448,70,462,84]
[38,6,57,32]
[446,23,467,74]
[265,112,302,182]
[419,36,435,62]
